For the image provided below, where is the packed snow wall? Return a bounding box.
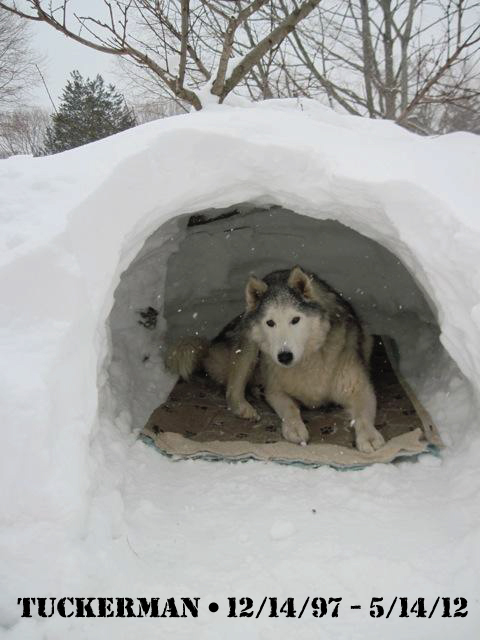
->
[106,203,455,432]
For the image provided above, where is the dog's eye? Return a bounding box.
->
[266,319,275,327]
[291,316,301,325]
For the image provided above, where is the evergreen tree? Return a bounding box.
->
[43,71,136,154]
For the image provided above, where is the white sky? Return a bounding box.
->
[29,3,119,110]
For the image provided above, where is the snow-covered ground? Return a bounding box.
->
[1,99,480,639]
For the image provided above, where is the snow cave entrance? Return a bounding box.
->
[105,204,455,460]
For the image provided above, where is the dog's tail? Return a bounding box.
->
[165,336,210,380]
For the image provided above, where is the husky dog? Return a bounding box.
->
[166,266,385,453]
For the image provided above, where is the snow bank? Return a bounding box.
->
[1,100,480,638]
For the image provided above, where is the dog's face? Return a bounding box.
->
[246,267,330,367]
[251,302,326,366]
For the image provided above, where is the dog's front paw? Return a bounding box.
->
[355,425,385,453]
[282,420,310,445]
[231,400,260,421]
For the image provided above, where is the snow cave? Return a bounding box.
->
[97,103,478,467]
[2,100,480,638]
[106,203,447,465]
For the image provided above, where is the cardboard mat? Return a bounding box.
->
[141,337,443,468]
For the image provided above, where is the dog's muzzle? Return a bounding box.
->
[277,350,293,365]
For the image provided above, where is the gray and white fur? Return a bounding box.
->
[166,266,385,453]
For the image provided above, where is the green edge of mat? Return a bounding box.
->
[139,432,442,471]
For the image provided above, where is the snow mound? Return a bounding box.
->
[1,99,480,638]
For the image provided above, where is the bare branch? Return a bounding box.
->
[211,0,270,96]
[217,0,323,101]
[177,0,189,88]
[397,21,480,122]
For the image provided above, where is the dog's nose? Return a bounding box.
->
[278,351,293,365]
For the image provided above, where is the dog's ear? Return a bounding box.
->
[245,275,268,311]
[288,266,315,300]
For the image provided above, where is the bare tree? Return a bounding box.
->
[413,63,480,133]
[0,0,322,111]
[276,0,480,131]
[0,106,49,156]
[0,7,41,106]
[132,98,185,124]
[437,91,480,132]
